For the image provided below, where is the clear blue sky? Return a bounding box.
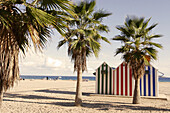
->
[19,0,170,77]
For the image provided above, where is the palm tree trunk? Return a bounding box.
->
[75,66,82,106]
[133,78,140,104]
[0,85,3,107]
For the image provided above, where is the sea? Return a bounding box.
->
[20,75,170,82]
[20,75,96,81]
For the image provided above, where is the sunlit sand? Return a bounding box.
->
[1,80,170,113]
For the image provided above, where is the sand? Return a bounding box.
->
[1,80,170,113]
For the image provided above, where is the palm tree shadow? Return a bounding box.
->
[34,89,76,95]
[3,93,170,112]
[4,93,73,101]
[83,103,170,112]
[3,99,76,107]
[112,104,170,112]
[4,89,170,112]
[34,89,93,96]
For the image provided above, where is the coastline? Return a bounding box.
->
[20,75,170,82]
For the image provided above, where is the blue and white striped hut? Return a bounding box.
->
[140,65,159,96]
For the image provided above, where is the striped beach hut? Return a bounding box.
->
[95,62,159,97]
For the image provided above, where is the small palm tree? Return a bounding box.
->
[0,0,72,106]
[112,16,162,104]
[58,0,111,106]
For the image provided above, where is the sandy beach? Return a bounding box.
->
[1,80,170,113]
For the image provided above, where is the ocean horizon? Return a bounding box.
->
[20,75,170,82]
[20,75,96,81]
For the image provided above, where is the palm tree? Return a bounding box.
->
[0,0,73,106]
[58,0,111,106]
[112,16,162,104]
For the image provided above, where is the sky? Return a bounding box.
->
[19,0,170,77]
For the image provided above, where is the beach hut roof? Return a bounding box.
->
[95,62,116,70]
[95,61,158,75]
[95,62,108,69]
[94,62,115,76]
[114,62,158,70]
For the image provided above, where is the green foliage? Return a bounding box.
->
[113,16,162,65]
[0,0,73,91]
[58,0,111,72]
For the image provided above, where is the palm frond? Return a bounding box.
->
[95,24,109,33]
[145,23,158,33]
[148,42,163,49]
[113,16,162,62]
[144,47,158,60]
[115,46,129,56]
[142,17,151,29]
[86,0,95,16]
[88,37,100,57]
[147,34,162,40]
[26,6,56,26]
[101,36,110,44]
[57,39,67,49]
[116,26,131,37]
[112,35,129,42]
[37,0,72,11]
[93,10,112,21]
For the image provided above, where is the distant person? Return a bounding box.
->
[46,77,49,80]
[56,77,59,80]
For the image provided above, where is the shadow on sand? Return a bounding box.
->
[34,89,93,96]
[4,93,74,101]
[3,89,170,112]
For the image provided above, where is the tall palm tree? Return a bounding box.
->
[112,16,162,104]
[58,0,111,106]
[0,0,73,106]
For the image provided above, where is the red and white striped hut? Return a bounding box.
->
[95,62,159,97]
